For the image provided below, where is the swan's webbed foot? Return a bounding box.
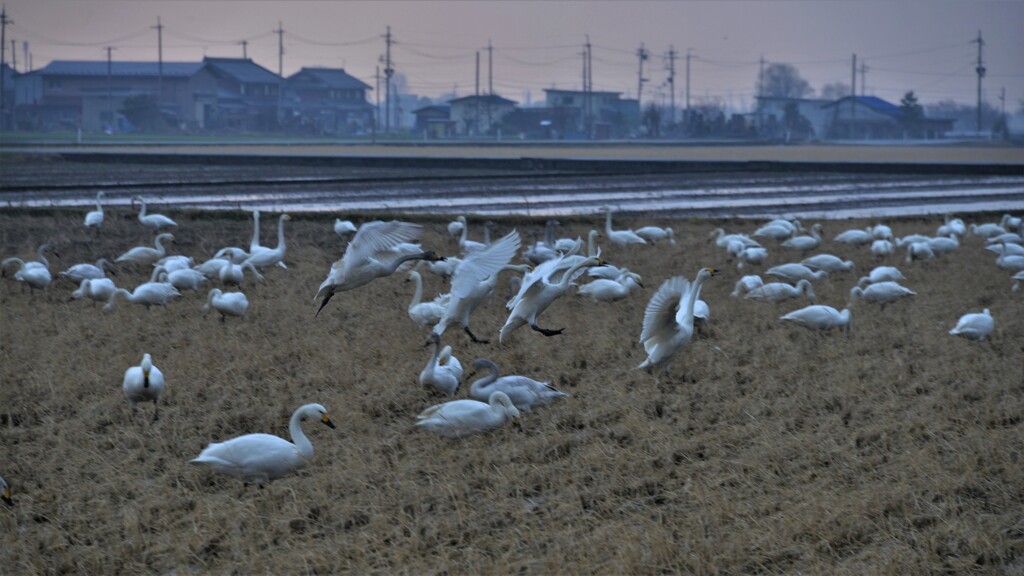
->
[464,327,490,344]
[531,324,563,337]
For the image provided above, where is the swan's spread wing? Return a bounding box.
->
[641,276,688,343]
[341,221,423,272]
[508,255,564,310]
[451,230,520,299]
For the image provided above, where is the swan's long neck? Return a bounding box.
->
[154,236,167,255]
[387,252,431,275]
[425,338,441,371]
[558,258,595,288]
[95,193,103,211]
[206,289,220,307]
[683,274,708,328]
[104,288,132,309]
[251,211,261,250]
[544,222,555,246]
[483,225,492,245]
[36,246,50,268]
[409,273,424,309]
[460,219,469,244]
[151,266,166,282]
[288,409,314,460]
[138,200,147,218]
[469,361,500,396]
[275,216,287,251]
[588,230,598,257]
[605,211,614,234]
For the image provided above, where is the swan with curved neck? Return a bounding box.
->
[745,279,816,304]
[191,403,335,485]
[60,258,114,283]
[250,210,266,254]
[115,233,174,267]
[84,191,105,232]
[500,254,604,342]
[407,270,448,328]
[205,288,250,321]
[123,353,165,421]
[780,305,852,334]
[638,267,718,371]
[415,391,521,438]
[71,277,117,305]
[782,223,823,254]
[104,282,181,310]
[243,214,290,270]
[133,196,178,231]
[468,358,567,412]
[1,243,56,291]
[419,333,460,396]
[601,206,647,246]
[219,260,264,286]
[849,281,915,309]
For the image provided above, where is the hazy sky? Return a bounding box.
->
[5,1,1023,110]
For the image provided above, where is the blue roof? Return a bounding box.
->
[203,58,280,84]
[824,95,905,118]
[38,60,202,78]
[289,67,371,90]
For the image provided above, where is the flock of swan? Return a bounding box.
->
[2,195,1022,492]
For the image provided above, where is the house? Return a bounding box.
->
[542,89,639,138]
[187,57,281,132]
[823,95,954,139]
[13,60,200,131]
[283,67,373,135]
[447,94,516,136]
[1,63,14,130]
[412,105,453,138]
[755,96,832,140]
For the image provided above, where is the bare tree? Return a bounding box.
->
[758,63,813,99]
[819,82,851,101]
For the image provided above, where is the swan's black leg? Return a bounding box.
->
[464,327,490,344]
[531,324,564,337]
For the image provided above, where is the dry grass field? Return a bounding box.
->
[1,208,1022,574]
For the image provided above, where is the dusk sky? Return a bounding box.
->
[5,1,1023,111]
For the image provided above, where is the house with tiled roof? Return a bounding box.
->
[283,67,373,135]
[448,94,517,136]
[188,57,282,131]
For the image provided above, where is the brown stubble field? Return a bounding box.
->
[0,208,1022,574]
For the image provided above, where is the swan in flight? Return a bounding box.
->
[1,476,12,507]
[745,279,816,304]
[500,254,603,342]
[2,243,57,292]
[765,263,827,283]
[833,228,873,246]
[406,271,449,328]
[415,391,521,438]
[104,282,181,310]
[334,218,357,238]
[419,333,461,396]
[191,403,335,485]
[858,266,905,287]
[242,214,290,270]
[133,196,178,231]
[468,358,567,412]
[71,277,117,305]
[84,191,105,232]
[204,288,250,321]
[801,254,853,274]
[637,267,719,371]
[601,206,647,246]
[123,353,165,421]
[116,233,174,267]
[730,274,764,298]
[635,226,676,245]
[780,305,851,334]
[782,223,823,255]
[315,220,443,316]
[431,230,522,344]
[949,309,994,341]
[60,258,115,283]
[849,281,916,309]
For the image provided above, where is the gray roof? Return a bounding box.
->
[203,57,280,84]
[37,60,202,78]
[288,68,371,90]
[448,94,517,106]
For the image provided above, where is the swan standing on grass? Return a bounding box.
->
[710,228,760,250]
[524,221,561,264]
[1,476,12,507]
[204,288,249,321]
[849,282,916,309]
[637,267,719,371]
[432,230,522,344]
[84,191,105,232]
[191,403,335,486]
[780,305,851,334]
[737,246,768,269]
[937,214,967,237]
[116,233,174,267]
[601,206,647,246]
[858,266,905,287]
[243,214,290,270]
[2,243,57,292]
[745,279,816,304]
[782,223,823,255]
[801,254,854,274]
[500,254,604,342]
[406,271,449,328]
[60,258,115,283]
[730,275,764,298]
[104,282,181,310]
[833,228,873,246]
[214,247,250,264]
[315,220,443,316]
[71,278,117,305]
[420,333,461,396]
[155,265,206,292]
[928,234,959,256]
[949,309,994,341]
[457,215,489,255]
[123,353,165,421]
[905,241,935,264]
[871,239,895,258]
[468,358,567,412]
[248,210,271,257]
[635,226,676,244]
[765,263,827,283]
[219,260,264,286]
[415,391,522,438]
[753,222,795,242]
[133,196,178,231]
[970,223,1007,239]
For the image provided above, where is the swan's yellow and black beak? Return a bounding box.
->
[706,267,721,276]
[321,413,336,429]
[2,487,12,507]
[143,370,150,388]
[512,417,523,432]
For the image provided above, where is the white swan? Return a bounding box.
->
[243,214,290,270]
[214,247,250,264]
[709,228,760,249]
[752,223,795,241]
[334,218,357,238]
[730,274,763,298]
[801,253,853,274]
[315,220,443,316]
[468,358,567,412]
[115,233,174,267]
[833,228,873,246]
[745,279,816,304]
[849,282,915,308]
[905,241,935,264]
[191,403,335,485]
[123,353,165,421]
[71,278,117,304]
[969,223,1007,239]
[1,476,13,507]
[204,288,249,321]
[737,246,768,269]
[937,213,967,237]
[60,258,114,283]
[780,305,851,333]
[601,206,647,246]
[419,333,461,396]
[500,254,603,342]
[447,217,465,241]
[1000,214,1022,233]
[949,309,994,341]
[84,191,105,231]
[987,232,1024,246]
[133,196,177,231]
[637,267,718,371]
[996,253,1024,273]
[2,243,56,292]
[577,270,642,302]
[415,391,521,438]
[156,255,195,273]
[196,257,231,280]
[219,260,264,286]
[858,266,905,287]
[782,223,822,254]
[105,282,181,310]
[432,230,522,344]
[457,215,488,255]
[1011,270,1024,292]
[635,226,676,245]
[439,344,463,382]
[765,263,827,283]
[406,271,449,329]
[986,242,1024,257]
[155,266,206,292]
[524,221,561,264]
[871,223,893,241]
[895,234,931,249]
[928,234,959,256]
[871,239,894,258]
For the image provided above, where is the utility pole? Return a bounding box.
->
[851,54,857,138]
[106,46,114,132]
[686,48,693,130]
[972,29,985,133]
[9,38,15,72]
[383,26,393,133]
[239,40,248,59]
[475,50,480,135]
[0,6,11,130]
[859,60,868,96]
[757,54,764,133]
[636,43,649,107]
[487,39,493,95]
[373,63,380,143]
[153,16,163,106]
[582,36,590,137]
[274,21,284,127]
[665,45,676,125]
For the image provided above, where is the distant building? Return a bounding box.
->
[542,89,639,138]
[447,94,516,136]
[823,95,954,139]
[187,57,282,132]
[755,96,832,139]
[283,67,373,135]
[412,105,453,138]
[1,63,15,130]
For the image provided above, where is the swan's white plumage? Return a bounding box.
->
[745,279,816,303]
[123,353,165,420]
[71,278,117,304]
[415,391,521,438]
[407,271,449,328]
[780,305,851,333]
[419,334,461,396]
[84,191,105,230]
[765,263,827,283]
[468,358,566,412]
[134,197,178,230]
[116,233,174,267]
[638,268,717,371]
[204,288,249,320]
[60,258,113,283]
[949,309,994,341]
[849,281,916,306]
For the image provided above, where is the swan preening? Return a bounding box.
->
[71,277,117,304]
[191,403,335,485]
[2,243,57,292]
[204,288,250,321]
[84,191,105,232]
[314,220,443,316]
[638,267,718,371]
[468,358,567,412]
[415,391,522,438]
[123,353,165,421]
[133,196,178,231]
[420,333,461,396]
[1,476,12,507]
[949,309,994,341]
[780,305,851,334]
